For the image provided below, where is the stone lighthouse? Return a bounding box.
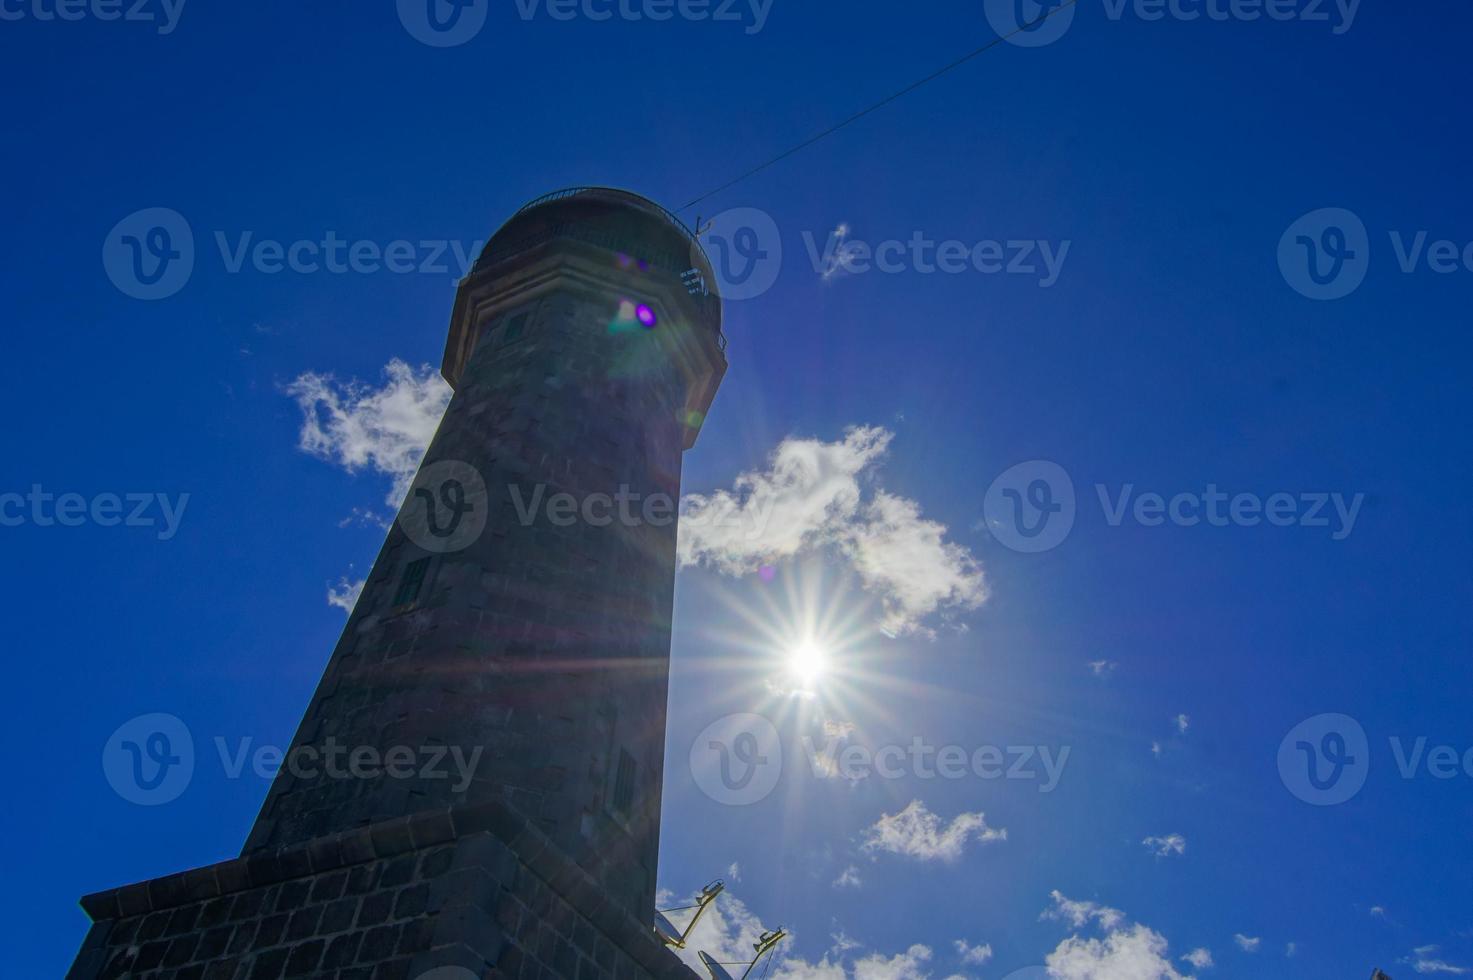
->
[69,188,725,979]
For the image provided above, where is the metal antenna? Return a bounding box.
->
[653,879,725,949]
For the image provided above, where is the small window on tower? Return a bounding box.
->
[394,557,431,607]
[501,312,529,345]
[612,749,636,818]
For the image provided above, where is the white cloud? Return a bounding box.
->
[1174,714,1190,735]
[851,945,933,980]
[1150,741,1162,758]
[680,425,892,573]
[1285,942,1297,958]
[834,865,863,889]
[1181,948,1213,969]
[841,491,988,638]
[1047,923,1190,980]
[1142,834,1186,858]
[1371,906,1387,918]
[1043,891,1126,932]
[660,883,938,980]
[326,577,365,615]
[285,359,451,507]
[284,384,987,635]
[861,800,1006,863]
[727,862,741,882]
[954,939,993,966]
[1088,660,1118,676]
[1042,893,1193,980]
[678,426,987,637]
[1232,935,1260,953]
[1407,946,1471,975]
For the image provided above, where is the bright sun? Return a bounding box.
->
[788,641,828,687]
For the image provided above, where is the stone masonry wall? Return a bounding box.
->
[68,799,699,980]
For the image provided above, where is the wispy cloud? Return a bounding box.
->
[679,426,987,636]
[1088,659,1118,676]
[326,577,365,615]
[1406,945,1471,975]
[284,359,451,507]
[1175,713,1191,735]
[861,800,1006,863]
[954,939,993,966]
[834,865,862,889]
[1233,934,1261,953]
[1143,833,1187,858]
[1043,891,1126,932]
[1181,948,1214,969]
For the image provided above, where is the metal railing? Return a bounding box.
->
[513,186,712,268]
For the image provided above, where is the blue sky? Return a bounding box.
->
[4,1,1473,977]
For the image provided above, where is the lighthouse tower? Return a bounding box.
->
[69,188,725,980]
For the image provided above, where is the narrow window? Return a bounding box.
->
[394,557,431,606]
[612,749,636,817]
[501,312,529,345]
